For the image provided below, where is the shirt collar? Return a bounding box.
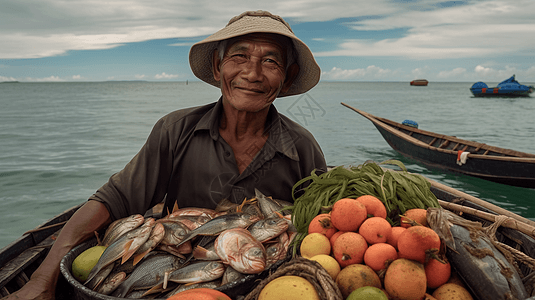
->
[195,97,300,161]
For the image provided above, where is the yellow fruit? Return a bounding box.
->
[432,283,474,300]
[258,275,320,300]
[309,254,341,280]
[299,233,331,259]
[335,263,381,299]
[72,245,107,282]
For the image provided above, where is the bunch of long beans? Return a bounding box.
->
[288,160,440,255]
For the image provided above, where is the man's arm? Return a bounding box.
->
[2,200,111,300]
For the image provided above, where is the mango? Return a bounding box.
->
[71,245,107,282]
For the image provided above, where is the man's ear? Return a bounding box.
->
[212,49,221,82]
[281,63,299,94]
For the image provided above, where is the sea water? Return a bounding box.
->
[1,81,534,249]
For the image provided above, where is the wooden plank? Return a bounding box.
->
[452,143,460,151]
[428,137,437,146]
[438,140,450,148]
[0,229,60,289]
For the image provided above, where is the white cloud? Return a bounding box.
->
[25,76,64,82]
[135,74,146,79]
[321,65,394,80]
[1,75,18,82]
[437,68,467,79]
[155,72,179,79]
[72,75,82,80]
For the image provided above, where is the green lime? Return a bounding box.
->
[347,286,389,300]
[71,245,107,282]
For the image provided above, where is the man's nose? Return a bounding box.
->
[242,59,262,81]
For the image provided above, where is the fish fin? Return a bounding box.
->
[192,245,209,258]
[274,211,284,218]
[163,270,171,289]
[172,200,179,214]
[121,240,135,264]
[142,282,164,297]
[184,281,203,286]
[132,249,150,266]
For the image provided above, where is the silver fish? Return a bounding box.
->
[255,189,291,218]
[159,219,190,246]
[85,218,154,284]
[131,222,165,265]
[165,207,219,219]
[168,261,226,284]
[113,252,183,297]
[265,231,290,267]
[215,228,266,274]
[96,271,127,295]
[177,212,262,246]
[85,262,114,290]
[101,214,145,246]
[248,217,289,243]
[158,214,212,231]
[221,266,245,285]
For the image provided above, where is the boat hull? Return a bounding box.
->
[374,124,535,188]
[342,103,535,189]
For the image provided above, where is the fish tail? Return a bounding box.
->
[132,249,150,266]
[120,240,135,264]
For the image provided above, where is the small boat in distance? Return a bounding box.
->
[410,79,428,86]
[342,102,535,188]
[470,75,533,97]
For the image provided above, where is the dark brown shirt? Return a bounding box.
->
[89,98,327,221]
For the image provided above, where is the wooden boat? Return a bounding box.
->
[410,79,428,86]
[342,102,535,189]
[0,181,534,299]
[470,75,533,97]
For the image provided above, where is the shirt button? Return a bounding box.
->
[225,151,231,157]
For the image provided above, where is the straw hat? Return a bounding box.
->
[189,10,321,97]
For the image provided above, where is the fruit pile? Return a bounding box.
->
[298,195,474,300]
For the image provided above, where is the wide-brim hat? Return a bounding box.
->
[189,10,321,97]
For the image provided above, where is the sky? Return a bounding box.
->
[1,0,535,83]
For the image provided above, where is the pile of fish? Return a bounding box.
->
[81,189,297,298]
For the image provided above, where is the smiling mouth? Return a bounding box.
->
[236,86,265,94]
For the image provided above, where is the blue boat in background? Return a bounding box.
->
[470,75,533,97]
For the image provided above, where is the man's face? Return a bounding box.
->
[213,34,294,113]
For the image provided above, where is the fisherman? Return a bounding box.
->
[3,10,326,299]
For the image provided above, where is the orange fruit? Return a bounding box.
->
[386,226,406,250]
[330,198,367,232]
[308,213,337,239]
[299,233,331,259]
[335,264,381,299]
[329,230,345,250]
[400,208,428,228]
[363,243,398,272]
[425,257,451,289]
[166,288,232,300]
[332,232,368,268]
[359,217,392,244]
[355,195,387,218]
[384,258,427,300]
[397,225,441,264]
